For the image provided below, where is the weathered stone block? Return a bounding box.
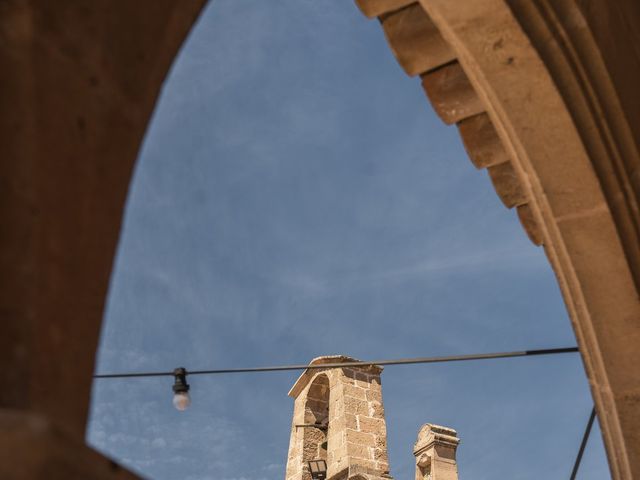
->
[354,371,373,382]
[343,384,367,400]
[358,416,386,434]
[344,396,370,416]
[377,461,391,474]
[345,413,359,430]
[347,442,373,460]
[457,112,509,169]
[421,62,484,124]
[517,204,544,246]
[330,443,348,461]
[370,401,385,417]
[487,161,528,208]
[331,399,346,418]
[0,410,139,480]
[354,0,414,18]
[366,388,383,402]
[382,2,455,76]
[346,428,376,447]
[373,448,388,461]
[353,377,374,390]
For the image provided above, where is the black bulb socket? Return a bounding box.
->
[172,367,190,394]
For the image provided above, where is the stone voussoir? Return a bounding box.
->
[457,112,510,169]
[517,203,544,246]
[354,0,415,18]
[421,61,485,125]
[381,2,456,76]
[487,161,528,208]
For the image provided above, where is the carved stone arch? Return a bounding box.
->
[0,2,207,478]
[357,0,640,478]
[2,1,640,479]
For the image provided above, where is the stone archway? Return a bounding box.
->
[356,0,640,478]
[1,1,638,478]
[0,2,207,477]
[302,374,331,478]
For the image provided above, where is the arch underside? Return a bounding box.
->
[303,374,330,472]
[357,0,640,478]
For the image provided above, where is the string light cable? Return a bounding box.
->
[93,346,579,379]
[569,406,597,480]
[94,345,594,478]
[93,346,579,409]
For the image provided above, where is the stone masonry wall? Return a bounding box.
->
[285,356,391,480]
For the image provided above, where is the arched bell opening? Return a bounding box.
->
[302,374,330,479]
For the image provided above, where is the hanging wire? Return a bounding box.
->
[94,345,594,473]
[569,406,596,480]
[93,346,578,379]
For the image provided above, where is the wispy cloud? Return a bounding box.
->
[273,246,543,297]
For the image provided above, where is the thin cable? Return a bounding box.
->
[569,406,596,480]
[93,346,578,379]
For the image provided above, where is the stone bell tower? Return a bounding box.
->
[284,356,392,480]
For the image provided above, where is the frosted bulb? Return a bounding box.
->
[173,391,191,411]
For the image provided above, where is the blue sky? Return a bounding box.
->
[87,1,609,479]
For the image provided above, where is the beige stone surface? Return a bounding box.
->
[381,2,455,76]
[0,410,139,480]
[421,62,484,125]
[285,356,392,480]
[457,113,510,169]
[0,1,205,477]
[516,204,544,246]
[1,0,639,477]
[487,161,527,208]
[358,0,640,476]
[413,424,460,480]
[355,0,415,19]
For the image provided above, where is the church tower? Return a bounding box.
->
[284,356,393,480]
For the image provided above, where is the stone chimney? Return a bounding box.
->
[284,356,392,480]
[413,424,460,480]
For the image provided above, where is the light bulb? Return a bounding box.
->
[172,367,191,411]
[173,391,191,411]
